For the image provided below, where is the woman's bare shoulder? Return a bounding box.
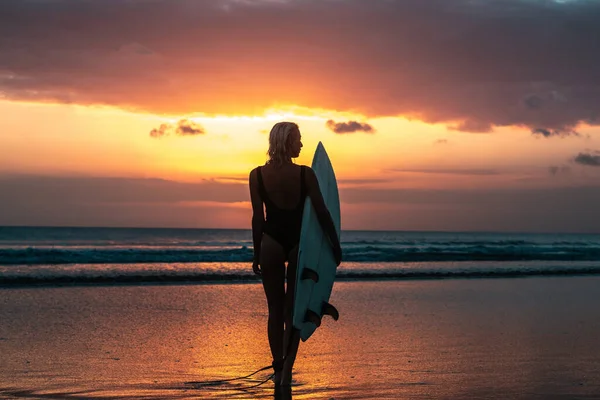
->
[298,164,314,172]
[248,166,263,181]
[301,165,316,176]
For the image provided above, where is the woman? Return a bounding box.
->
[249,121,342,386]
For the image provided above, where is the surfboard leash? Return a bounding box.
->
[237,371,277,390]
[184,328,295,390]
[184,363,274,388]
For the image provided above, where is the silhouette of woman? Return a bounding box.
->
[249,121,342,386]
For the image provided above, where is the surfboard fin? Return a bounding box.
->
[304,309,322,327]
[301,268,319,283]
[322,302,339,321]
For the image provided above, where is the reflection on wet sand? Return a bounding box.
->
[1,278,600,399]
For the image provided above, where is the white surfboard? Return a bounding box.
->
[293,142,341,342]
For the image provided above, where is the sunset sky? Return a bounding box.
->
[1,0,600,232]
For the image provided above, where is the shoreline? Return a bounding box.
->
[2,268,600,289]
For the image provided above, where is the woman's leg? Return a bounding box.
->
[260,234,286,380]
[281,245,301,385]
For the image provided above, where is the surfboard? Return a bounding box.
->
[293,142,341,342]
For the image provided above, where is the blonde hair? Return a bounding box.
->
[267,122,299,166]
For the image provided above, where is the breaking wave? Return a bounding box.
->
[2,261,599,286]
[2,241,600,265]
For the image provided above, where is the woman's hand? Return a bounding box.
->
[252,260,262,276]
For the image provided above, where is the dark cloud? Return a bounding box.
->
[214,176,247,183]
[340,185,600,233]
[532,128,580,138]
[176,119,204,136]
[149,123,171,138]
[326,120,374,134]
[573,151,600,167]
[391,168,500,176]
[523,94,544,110]
[1,0,600,132]
[0,175,246,205]
[0,175,249,228]
[338,178,390,186]
[549,165,571,176]
[2,174,600,232]
[150,119,205,138]
[338,185,600,207]
[449,120,493,133]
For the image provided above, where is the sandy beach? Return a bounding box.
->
[1,277,600,399]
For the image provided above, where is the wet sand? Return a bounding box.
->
[1,277,600,399]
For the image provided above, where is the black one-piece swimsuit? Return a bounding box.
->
[257,166,307,259]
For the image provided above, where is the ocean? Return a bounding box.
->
[3,227,600,398]
[1,226,600,286]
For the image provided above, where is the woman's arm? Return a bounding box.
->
[305,167,342,265]
[249,168,264,274]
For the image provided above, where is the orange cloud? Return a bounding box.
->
[1,0,600,134]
